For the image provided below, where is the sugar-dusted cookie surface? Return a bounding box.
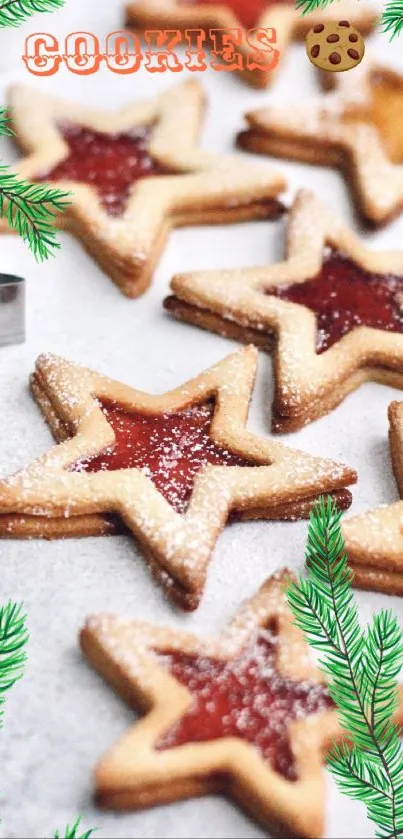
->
[166,189,403,431]
[81,570,337,837]
[80,568,403,835]
[0,348,356,610]
[344,401,403,596]
[5,80,285,298]
[237,62,403,227]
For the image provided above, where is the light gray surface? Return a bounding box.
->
[0,4,401,837]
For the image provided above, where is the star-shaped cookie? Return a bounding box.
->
[165,189,403,432]
[126,0,375,89]
[343,401,403,596]
[5,80,285,297]
[80,570,340,838]
[238,61,403,226]
[0,347,355,610]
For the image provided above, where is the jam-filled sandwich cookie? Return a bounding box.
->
[5,81,285,298]
[344,401,403,596]
[81,570,340,837]
[0,348,355,610]
[238,62,403,227]
[165,189,403,432]
[306,20,365,72]
[125,0,375,89]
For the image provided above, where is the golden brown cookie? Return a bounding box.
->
[0,348,356,610]
[306,20,364,72]
[343,401,403,595]
[81,570,337,837]
[81,568,403,836]
[2,81,286,298]
[237,61,403,227]
[165,189,403,432]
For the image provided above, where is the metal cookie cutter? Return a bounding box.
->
[0,274,25,346]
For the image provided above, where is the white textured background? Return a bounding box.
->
[0,2,401,837]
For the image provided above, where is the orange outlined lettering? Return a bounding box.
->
[209,28,243,72]
[22,29,281,77]
[63,32,103,75]
[183,29,208,72]
[104,30,142,74]
[143,29,183,73]
[23,33,62,76]
[246,27,280,72]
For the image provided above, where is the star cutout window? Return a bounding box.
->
[157,620,333,779]
[37,123,176,217]
[72,400,254,514]
[265,249,403,354]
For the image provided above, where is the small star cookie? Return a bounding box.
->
[80,569,403,835]
[165,189,403,431]
[0,348,355,609]
[2,80,285,298]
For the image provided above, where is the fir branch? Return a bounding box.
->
[0,0,65,28]
[295,0,331,16]
[53,817,96,839]
[296,0,403,38]
[0,106,12,136]
[380,1,403,39]
[0,601,28,727]
[0,166,71,261]
[287,497,403,839]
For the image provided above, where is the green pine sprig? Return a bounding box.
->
[53,817,96,839]
[0,166,71,261]
[0,0,70,260]
[0,92,71,262]
[0,106,11,136]
[0,0,65,28]
[287,497,403,839]
[295,0,331,16]
[0,601,28,727]
[296,0,403,39]
[380,1,403,38]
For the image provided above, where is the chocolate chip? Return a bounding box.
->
[327,33,340,42]
[313,23,324,32]
[349,32,358,41]
[329,52,341,64]
[338,19,350,25]
[347,48,359,59]
[311,44,320,57]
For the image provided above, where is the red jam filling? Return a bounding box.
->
[266,250,403,354]
[156,623,333,779]
[71,400,253,514]
[180,0,290,29]
[37,124,174,216]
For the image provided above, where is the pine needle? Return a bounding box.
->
[296,0,403,37]
[287,497,403,839]
[295,0,331,16]
[0,602,28,728]
[380,0,403,38]
[0,106,12,136]
[0,0,65,28]
[0,166,71,261]
[53,817,96,839]
[0,3,70,259]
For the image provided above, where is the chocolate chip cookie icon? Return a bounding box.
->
[306,20,365,72]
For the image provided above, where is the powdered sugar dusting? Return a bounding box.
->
[156,624,332,779]
[72,399,254,514]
